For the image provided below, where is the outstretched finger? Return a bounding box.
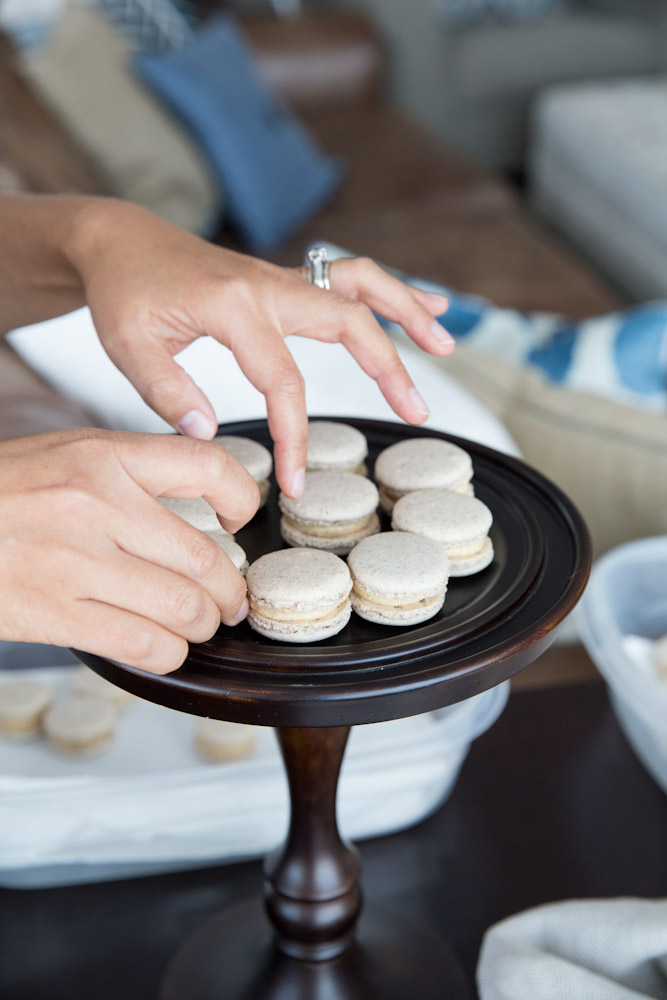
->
[325,256,454,355]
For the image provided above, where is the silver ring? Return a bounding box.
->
[306,246,331,290]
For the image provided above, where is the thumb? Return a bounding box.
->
[102,334,219,439]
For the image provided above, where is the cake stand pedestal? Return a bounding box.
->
[76,418,591,1000]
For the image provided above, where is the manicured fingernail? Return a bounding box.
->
[291,467,305,499]
[177,409,217,439]
[431,320,455,345]
[426,291,449,309]
[408,386,429,417]
[233,597,249,623]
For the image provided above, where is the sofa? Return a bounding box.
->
[0,8,665,561]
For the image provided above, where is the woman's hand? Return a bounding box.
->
[70,201,453,498]
[0,429,258,673]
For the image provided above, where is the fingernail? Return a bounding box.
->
[233,597,249,624]
[177,409,217,439]
[426,291,449,309]
[431,320,455,345]
[408,386,429,417]
[291,467,305,499]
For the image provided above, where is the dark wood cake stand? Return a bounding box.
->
[75,418,591,1000]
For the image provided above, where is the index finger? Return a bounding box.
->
[112,433,260,533]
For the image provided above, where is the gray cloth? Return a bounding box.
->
[477,898,667,1000]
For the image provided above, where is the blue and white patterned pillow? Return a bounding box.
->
[313,243,667,412]
[94,0,198,51]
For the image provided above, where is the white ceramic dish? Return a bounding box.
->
[0,664,508,888]
[576,536,667,793]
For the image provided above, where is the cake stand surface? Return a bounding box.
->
[75,418,591,1000]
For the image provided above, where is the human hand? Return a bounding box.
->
[0,429,258,673]
[71,202,453,498]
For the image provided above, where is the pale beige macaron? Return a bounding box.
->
[374,437,474,515]
[279,470,380,556]
[194,718,257,762]
[43,696,116,756]
[347,531,450,626]
[157,496,224,533]
[246,547,353,643]
[307,420,368,475]
[0,679,53,740]
[207,530,249,576]
[71,667,135,709]
[216,435,273,508]
[654,635,667,680]
[392,488,494,577]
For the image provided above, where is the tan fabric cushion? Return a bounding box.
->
[403,342,667,557]
[21,2,219,233]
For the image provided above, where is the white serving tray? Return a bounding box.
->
[0,666,508,888]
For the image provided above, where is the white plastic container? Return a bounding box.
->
[576,536,667,792]
[0,664,508,888]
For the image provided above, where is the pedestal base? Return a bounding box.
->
[161,900,470,1000]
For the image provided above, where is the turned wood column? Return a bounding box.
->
[263,727,362,961]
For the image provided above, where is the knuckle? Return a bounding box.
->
[274,361,305,398]
[189,536,220,580]
[166,581,206,628]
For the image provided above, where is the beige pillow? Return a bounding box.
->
[21,2,219,233]
[401,341,667,558]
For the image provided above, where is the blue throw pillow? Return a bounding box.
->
[312,242,667,411]
[135,16,342,250]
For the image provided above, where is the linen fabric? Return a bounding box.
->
[21,2,220,234]
[135,15,342,250]
[477,898,667,1000]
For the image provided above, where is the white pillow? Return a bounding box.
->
[8,307,519,457]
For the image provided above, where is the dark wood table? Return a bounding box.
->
[3,678,667,999]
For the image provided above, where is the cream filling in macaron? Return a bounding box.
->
[351,589,445,616]
[379,481,473,511]
[352,581,445,609]
[282,513,376,539]
[249,598,350,624]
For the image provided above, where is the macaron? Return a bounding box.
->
[279,470,380,555]
[209,530,249,576]
[347,531,450,626]
[392,488,494,576]
[194,718,257,762]
[71,667,135,708]
[307,420,368,475]
[374,438,474,514]
[216,435,273,508]
[0,679,52,739]
[158,496,224,534]
[43,696,116,756]
[246,548,352,643]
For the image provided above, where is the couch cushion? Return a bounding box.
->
[136,14,342,250]
[21,2,220,234]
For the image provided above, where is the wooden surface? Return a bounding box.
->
[3,679,667,999]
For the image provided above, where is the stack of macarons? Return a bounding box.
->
[155,423,494,645]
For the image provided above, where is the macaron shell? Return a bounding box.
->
[347,532,450,605]
[216,435,273,483]
[351,589,446,626]
[43,696,116,755]
[279,471,379,526]
[246,548,352,615]
[248,598,352,643]
[374,438,473,493]
[280,511,380,555]
[447,537,495,576]
[194,719,257,762]
[158,496,223,533]
[306,421,368,470]
[0,679,53,738]
[391,488,492,544]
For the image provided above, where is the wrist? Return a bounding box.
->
[64,197,146,288]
